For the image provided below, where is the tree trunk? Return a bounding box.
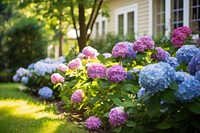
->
[78,0,87,52]
[58,31,63,56]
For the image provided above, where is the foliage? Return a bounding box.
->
[2,17,49,73]
[14,26,200,132]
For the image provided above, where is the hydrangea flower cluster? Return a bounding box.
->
[57,63,68,72]
[82,46,98,59]
[163,57,179,68]
[171,26,192,47]
[133,35,155,52]
[34,62,58,76]
[87,63,106,79]
[112,42,129,58]
[125,42,136,59]
[28,63,35,70]
[175,71,193,84]
[151,47,170,61]
[125,70,135,81]
[195,70,200,81]
[188,54,200,75]
[77,53,85,60]
[175,45,200,64]
[139,62,176,92]
[137,87,146,98]
[109,106,128,127]
[107,65,127,83]
[51,73,64,84]
[68,58,82,70]
[175,76,200,102]
[85,116,102,130]
[103,53,112,58]
[21,76,29,84]
[16,68,29,77]
[38,87,53,99]
[13,74,20,82]
[71,89,85,103]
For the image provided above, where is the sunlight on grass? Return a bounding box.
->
[0,83,87,133]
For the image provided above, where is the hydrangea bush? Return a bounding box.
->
[14,26,200,132]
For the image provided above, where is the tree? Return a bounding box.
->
[69,0,104,51]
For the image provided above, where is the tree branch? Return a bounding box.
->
[70,1,79,40]
[86,0,97,31]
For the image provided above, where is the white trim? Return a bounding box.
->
[115,4,138,36]
[149,0,153,36]
[183,0,189,27]
[165,0,171,37]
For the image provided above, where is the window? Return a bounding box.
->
[153,0,165,36]
[95,22,99,37]
[128,11,134,34]
[115,4,138,36]
[190,0,200,34]
[171,0,184,29]
[118,14,124,35]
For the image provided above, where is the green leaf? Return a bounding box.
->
[147,94,161,117]
[126,120,136,127]
[122,84,139,94]
[103,112,109,117]
[176,63,188,72]
[160,89,176,104]
[137,53,146,60]
[188,101,200,114]
[111,126,122,133]
[97,54,106,64]
[122,101,134,108]
[156,121,172,129]
[112,98,123,106]
[169,81,178,90]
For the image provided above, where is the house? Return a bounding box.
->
[92,0,200,39]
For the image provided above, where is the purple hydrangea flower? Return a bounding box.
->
[175,76,200,102]
[38,87,53,99]
[82,46,98,59]
[109,106,128,127]
[13,74,20,82]
[85,116,102,130]
[151,47,170,61]
[188,54,200,75]
[87,63,106,79]
[175,45,200,64]
[51,73,64,84]
[112,42,129,58]
[57,63,68,72]
[137,88,146,98]
[125,42,136,59]
[163,57,179,68]
[71,89,85,103]
[195,70,200,81]
[133,35,155,52]
[139,62,176,92]
[107,65,127,83]
[68,58,82,70]
[103,53,112,58]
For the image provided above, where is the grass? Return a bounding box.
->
[0,83,87,133]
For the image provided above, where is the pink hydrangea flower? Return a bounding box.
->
[82,46,98,59]
[107,65,127,83]
[171,26,192,47]
[57,63,68,72]
[151,47,171,61]
[51,73,64,84]
[68,58,82,70]
[103,53,112,58]
[85,116,102,130]
[133,35,155,52]
[71,89,85,103]
[109,106,128,127]
[87,63,106,79]
[112,42,129,58]
[77,53,85,60]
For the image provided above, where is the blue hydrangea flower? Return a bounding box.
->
[188,54,200,75]
[34,62,46,76]
[175,76,200,102]
[175,71,193,84]
[16,68,29,77]
[175,45,200,64]
[195,70,200,81]
[28,63,35,70]
[21,76,29,84]
[13,74,20,82]
[139,62,176,92]
[137,88,146,98]
[38,87,53,99]
[125,42,136,59]
[125,70,135,81]
[163,57,179,68]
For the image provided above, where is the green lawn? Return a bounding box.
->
[0,83,87,133]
